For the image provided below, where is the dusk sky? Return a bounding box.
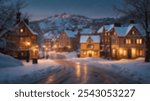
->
[23,0,124,21]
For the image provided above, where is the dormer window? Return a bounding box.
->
[20,28,24,33]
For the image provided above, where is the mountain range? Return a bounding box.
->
[30,13,116,34]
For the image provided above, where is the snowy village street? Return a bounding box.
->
[1,52,150,84]
[38,59,138,84]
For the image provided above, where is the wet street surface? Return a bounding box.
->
[38,59,138,84]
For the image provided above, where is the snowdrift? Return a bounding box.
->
[0,53,23,68]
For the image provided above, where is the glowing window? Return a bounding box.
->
[136,39,142,44]
[20,28,24,33]
[126,39,131,44]
[123,50,127,56]
[87,44,94,49]
[132,31,135,35]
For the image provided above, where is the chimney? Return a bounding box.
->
[16,12,21,24]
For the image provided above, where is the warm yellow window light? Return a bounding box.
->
[132,31,135,35]
[126,39,131,44]
[83,51,87,55]
[132,48,136,58]
[136,39,142,44]
[26,42,31,46]
[123,50,127,56]
[119,48,123,55]
[20,28,24,33]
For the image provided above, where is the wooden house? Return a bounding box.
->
[1,20,38,59]
[98,24,145,59]
[97,24,114,58]
[112,25,145,59]
[53,30,78,51]
[80,35,100,58]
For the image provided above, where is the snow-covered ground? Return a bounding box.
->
[71,57,150,83]
[96,58,150,83]
[1,51,149,83]
[60,51,150,83]
[0,53,62,83]
[0,53,23,68]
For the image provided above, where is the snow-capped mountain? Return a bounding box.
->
[30,13,102,33]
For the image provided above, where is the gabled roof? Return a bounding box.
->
[80,35,100,43]
[64,30,77,38]
[130,24,146,36]
[98,24,114,33]
[80,28,93,34]
[105,24,114,32]
[16,20,38,35]
[115,27,129,37]
[115,24,144,37]
[44,31,55,39]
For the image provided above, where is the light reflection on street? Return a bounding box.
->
[82,64,88,83]
[75,62,88,83]
[44,75,55,83]
[76,62,81,78]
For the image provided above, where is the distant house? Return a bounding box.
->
[80,35,100,58]
[53,30,78,51]
[97,24,115,57]
[97,24,145,59]
[43,31,57,51]
[1,20,38,59]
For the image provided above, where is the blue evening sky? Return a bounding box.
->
[22,0,123,21]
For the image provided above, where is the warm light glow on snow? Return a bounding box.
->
[76,62,81,78]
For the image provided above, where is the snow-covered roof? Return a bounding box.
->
[80,28,93,34]
[115,27,129,36]
[130,24,146,36]
[14,20,38,35]
[115,24,145,37]
[64,30,77,38]
[80,35,100,43]
[97,24,114,33]
[44,31,55,39]
[97,26,104,33]
[22,20,38,35]
[105,24,114,32]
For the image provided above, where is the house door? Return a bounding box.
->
[87,50,93,57]
[128,49,131,59]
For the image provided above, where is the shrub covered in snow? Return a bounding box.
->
[0,53,23,68]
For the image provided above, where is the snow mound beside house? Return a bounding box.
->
[64,51,77,59]
[0,53,23,68]
[0,59,62,83]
